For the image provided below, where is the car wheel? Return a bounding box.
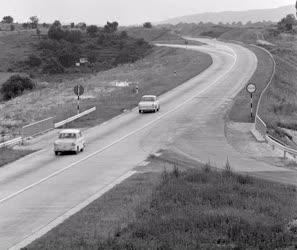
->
[139,110,142,114]
[81,145,84,152]
[75,146,79,154]
[55,151,59,156]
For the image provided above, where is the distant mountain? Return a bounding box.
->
[160,5,295,25]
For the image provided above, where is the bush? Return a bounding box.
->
[63,30,82,43]
[27,55,42,67]
[48,24,64,40]
[0,75,36,100]
[87,25,98,36]
[143,22,152,28]
[42,58,64,74]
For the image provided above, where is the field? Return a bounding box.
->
[0,46,212,135]
[26,151,297,249]
[0,31,37,72]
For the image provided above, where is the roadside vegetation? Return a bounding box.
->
[0,148,35,167]
[172,15,297,147]
[228,45,274,123]
[25,151,297,249]
[0,46,212,135]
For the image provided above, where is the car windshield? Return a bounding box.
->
[59,133,77,139]
[141,96,155,102]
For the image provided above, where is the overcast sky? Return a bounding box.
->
[1,0,294,25]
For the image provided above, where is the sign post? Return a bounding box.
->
[246,83,256,120]
[74,85,84,114]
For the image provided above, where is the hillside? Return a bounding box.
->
[125,27,184,43]
[161,5,295,25]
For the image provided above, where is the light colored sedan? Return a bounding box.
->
[54,129,85,155]
[138,95,160,113]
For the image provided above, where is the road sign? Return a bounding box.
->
[74,85,84,96]
[246,83,256,120]
[246,83,256,94]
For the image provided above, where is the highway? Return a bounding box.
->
[0,38,294,249]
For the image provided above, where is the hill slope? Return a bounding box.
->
[161,5,295,25]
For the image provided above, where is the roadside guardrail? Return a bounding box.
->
[266,135,297,159]
[54,107,96,128]
[0,107,96,149]
[0,137,22,149]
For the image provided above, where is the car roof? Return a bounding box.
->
[142,95,156,98]
[59,129,81,134]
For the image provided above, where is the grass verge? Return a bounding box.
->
[25,151,297,249]
[1,46,212,133]
[228,45,274,123]
[0,148,35,167]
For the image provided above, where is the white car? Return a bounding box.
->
[138,95,160,113]
[54,129,85,155]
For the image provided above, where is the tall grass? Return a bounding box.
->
[97,167,297,249]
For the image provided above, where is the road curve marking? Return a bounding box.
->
[0,43,237,205]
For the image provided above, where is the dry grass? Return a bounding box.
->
[0,147,35,167]
[0,46,212,134]
[25,151,297,249]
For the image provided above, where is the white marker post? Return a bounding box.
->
[246,83,257,120]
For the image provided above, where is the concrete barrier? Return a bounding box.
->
[22,117,54,138]
[255,115,267,137]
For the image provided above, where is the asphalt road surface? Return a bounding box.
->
[0,38,294,249]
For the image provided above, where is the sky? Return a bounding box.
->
[0,0,295,25]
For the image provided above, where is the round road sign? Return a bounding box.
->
[74,85,84,96]
[246,83,256,94]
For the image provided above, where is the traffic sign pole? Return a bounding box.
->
[74,85,84,115]
[246,83,256,121]
[77,86,80,114]
[250,93,253,120]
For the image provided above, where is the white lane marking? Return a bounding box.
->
[0,44,237,205]
[9,170,136,250]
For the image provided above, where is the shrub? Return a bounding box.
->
[120,31,128,38]
[48,22,64,40]
[143,22,152,28]
[87,25,98,36]
[0,75,36,100]
[10,24,15,31]
[64,30,82,43]
[42,58,64,74]
[27,55,42,67]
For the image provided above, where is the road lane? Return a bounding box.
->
[1,38,287,249]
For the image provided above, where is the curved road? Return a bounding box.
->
[0,38,293,249]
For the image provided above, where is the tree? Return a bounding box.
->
[70,22,75,28]
[104,21,118,33]
[48,20,64,40]
[10,24,15,31]
[2,16,13,24]
[36,28,41,38]
[277,14,296,31]
[86,25,98,36]
[29,16,39,29]
[143,22,152,28]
